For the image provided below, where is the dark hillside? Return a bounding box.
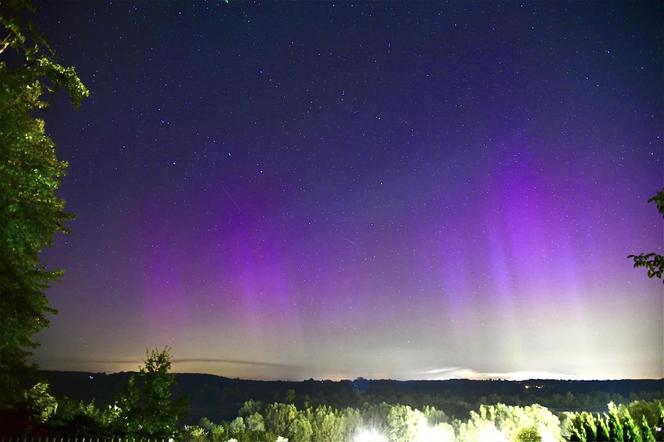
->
[40,371,663,424]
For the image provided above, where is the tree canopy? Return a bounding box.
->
[0,0,89,404]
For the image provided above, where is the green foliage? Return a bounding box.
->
[265,402,298,437]
[0,0,89,404]
[238,399,263,417]
[21,389,662,441]
[306,404,349,442]
[564,401,664,442]
[35,396,119,437]
[515,425,542,442]
[199,416,226,441]
[630,253,664,280]
[624,400,664,429]
[229,416,246,435]
[563,411,592,441]
[183,424,208,442]
[608,402,625,442]
[422,404,448,425]
[648,191,664,216]
[622,409,642,442]
[188,400,601,442]
[386,404,427,442]
[641,415,656,442]
[287,412,313,442]
[623,410,642,442]
[629,190,664,282]
[596,416,611,442]
[24,381,57,422]
[38,352,187,436]
[456,403,560,442]
[246,411,266,433]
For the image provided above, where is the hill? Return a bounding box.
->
[39,371,663,424]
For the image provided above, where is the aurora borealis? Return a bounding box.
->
[33,1,662,380]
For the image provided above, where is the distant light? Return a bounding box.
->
[416,424,455,442]
[354,428,387,442]
[478,425,507,442]
[88,375,94,380]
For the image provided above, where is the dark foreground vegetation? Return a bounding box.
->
[2,381,664,441]
[1,350,661,441]
[41,371,663,424]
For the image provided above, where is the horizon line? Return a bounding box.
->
[37,368,664,383]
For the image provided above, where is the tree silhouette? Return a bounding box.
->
[0,0,88,404]
[116,348,188,438]
[628,190,664,282]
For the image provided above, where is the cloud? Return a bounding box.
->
[38,357,300,370]
[36,358,596,381]
[172,358,299,369]
[414,366,590,381]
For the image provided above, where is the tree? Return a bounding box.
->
[24,381,57,423]
[0,0,89,404]
[386,404,427,442]
[287,412,313,442]
[629,190,664,282]
[116,348,188,438]
[264,402,298,439]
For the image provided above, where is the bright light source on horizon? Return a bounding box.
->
[415,424,456,442]
[478,424,507,442]
[353,428,388,442]
[542,429,556,442]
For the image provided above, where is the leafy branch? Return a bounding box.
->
[628,190,664,283]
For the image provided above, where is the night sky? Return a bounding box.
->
[32,1,662,381]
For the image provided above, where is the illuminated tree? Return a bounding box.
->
[0,0,88,403]
[629,190,664,282]
[306,405,348,442]
[182,424,208,442]
[608,402,625,442]
[287,412,313,442]
[245,412,266,433]
[199,417,226,441]
[229,416,246,436]
[24,381,57,423]
[265,402,298,438]
[622,409,642,442]
[238,399,263,417]
[422,405,448,425]
[386,404,427,442]
[515,426,542,442]
[642,415,656,442]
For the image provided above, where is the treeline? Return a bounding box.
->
[3,350,663,441]
[1,350,186,438]
[10,388,664,441]
[178,400,664,442]
[42,371,664,424]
